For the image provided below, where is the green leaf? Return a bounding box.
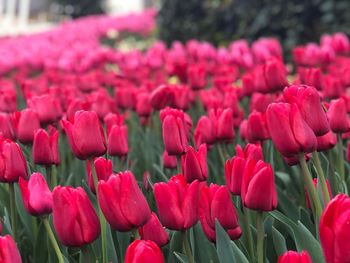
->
[270,210,325,263]
[168,231,183,263]
[174,252,189,263]
[34,221,48,263]
[192,223,218,263]
[271,226,287,256]
[231,241,249,263]
[215,220,236,263]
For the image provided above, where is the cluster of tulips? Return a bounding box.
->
[0,8,350,262]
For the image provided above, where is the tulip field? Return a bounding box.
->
[0,8,350,263]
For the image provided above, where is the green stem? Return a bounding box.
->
[298,154,322,221]
[182,230,195,263]
[9,183,17,240]
[312,152,330,204]
[242,206,254,261]
[327,150,338,194]
[336,134,345,182]
[132,228,140,240]
[89,158,108,263]
[217,143,227,165]
[176,156,182,174]
[42,218,64,263]
[256,212,265,263]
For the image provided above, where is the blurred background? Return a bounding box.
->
[0,0,350,52]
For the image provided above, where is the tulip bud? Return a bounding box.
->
[263,59,288,93]
[236,143,264,161]
[138,212,169,247]
[0,113,15,140]
[194,116,216,149]
[209,108,234,143]
[225,156,246,195]
[246,111,270,143]
[162,151,177,169]
[199,184,241,242]
[27,94,62,124]
[327,98,350,133]
[125,240,164,263]
[0,139,28,183]
[241,159,278,211]
[136,93,152,117]
[18,173,52,216]
[182,144,208,183]
[266,103,317,157]
[13,109,40,144]
[52,186,100,247]
[277,250,312,263]
[86,157,113,194]
[319,194,350,263]
[154,175,199,230]
[104,114,128,157]
[98,171,151,231]
[61,110,106,160]
[150,85,175,110]
[317,131,337,152]
[0,235,22,263]
[32,127,60,166]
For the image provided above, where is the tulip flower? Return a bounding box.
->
[241,159,278,211]
[298,67,322,90]
[199,184,241,242]
[209,108,234,143]
[225,156,246,195]
[319,194,350,263]
[160,108,189,155]
[27,94,62,124]
[13,109,40,144]
[246,111,270,142]
[277,250,312,263]
[18,173,52,216]
[322,76,344,99]
[32,127,60,165]
[125,240,164,263]
[86,157,113,194]
[61,110,106,160]
[104,113,128,157]
[283,85,330,136]
[182,144,208,183]
[235,143,263,161]
[52,186,100,247]
[0,235,22,263]
[263,59,288,93]
[0,139,28,183]
[150,85,175,110]
[98,171,151,231]
[194,116,216,149]
[266,103,317,157]
[138,212,169,247]
[136,93,152,117]
[154,175,199,230]
[162,150,177,169]
[317,131,337,151]
[331,32,350,54]
[0,113,15,140]
[327,98,350,133]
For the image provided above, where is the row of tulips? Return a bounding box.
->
[0,11,350,262]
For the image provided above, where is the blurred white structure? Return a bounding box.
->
[106,0,144,15]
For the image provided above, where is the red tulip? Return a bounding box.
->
[0,113,15,140]
[241,159,278,211]
[187,63,207,90]
[266,103,317,157]
[225,156,246,195]
[319,194,350,263]
[317,131,337,152]
[332,32,350,54]
[154,175,199,230]
[277,250,312,263]
[283,85,330,136]
[61,110,106,160]
[322,76,344,99]
[18,173,52,216]
[327,98,350,133]
[250,93,275,113]
[246,111,270,143]
[162,150,177,169]
[32,127,60,165]
[298,67,322,90]
[104,113,128,157]
[150,85,175,110]
[86,157,113,194]
[138,212,169,247]
[98,171,151,231]
[0,87,17,113]
[52,186,100,247]
[125,240,164,263]
[199,184,241,242]
[235,143,263,161]
[0,235,22,263]
[136,93,152,117]
[27,94,62,124]
[182,144,208,183]
[209,108,234,143]
[13,109,40,144]
[0,138,28,183]
[194,116,216,149]
[263,59,288,93]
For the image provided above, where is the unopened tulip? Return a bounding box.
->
[199,184,241,242]
[18,173,52,216]
[14,109,40,144]
[32,127,60,165]
[266,103,317,156]
[61,110,106,160]
[0,113,15,140]
[162,151,177,169]
[317,131,337,151]
[52,186,100,247]
[150,85,175,110]
[182,144,208,183]
[138,212,169,247]
[0,235,22,263]
[154,175,199,230]
[194,116,216,148]
[241,159,278,211]
[136,93,152,117]
[277,250,312,263]
[104,113,128,157]
[27,94,62,124]
[98,171,151,231]
[319,194,350,263]
[283,85,330,136]
[125,240,164,263]
[209,108,234,143]
[327,98,350,133]
[246,111,270,142]
[235,143,263,161]
[263,59,288,92]
[0,139,28,183]
[86,157,112,194]
[225,156,246,195]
